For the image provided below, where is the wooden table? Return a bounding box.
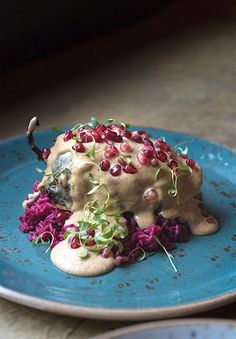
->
[0,1,236,337]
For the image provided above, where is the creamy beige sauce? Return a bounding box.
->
[37,130,219,276]
[51,235,114,276]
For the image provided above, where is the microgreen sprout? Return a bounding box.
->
[172,140,192,155]
[87,173,104,195]
[44,165,70,179]
[35,167,45,174]
[63,177,126,256]
[103,118,130,129]
[49,126,64,133]
[71,117,100,131]
[85,140,96,160]
[154,235,177,272]
[120,153,132,164]
[155,165,192,200]
[127,247,154,262]
[32,231,55,253]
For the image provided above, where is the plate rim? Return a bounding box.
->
[1,286,236,320]
[91,318,236,338]
[0,128,236,320]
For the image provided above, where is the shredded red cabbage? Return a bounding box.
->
[19,182,190,265]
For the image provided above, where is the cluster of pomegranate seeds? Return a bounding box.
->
[70,229,96,249]
[72,142,85,153]
[62,121,197,177]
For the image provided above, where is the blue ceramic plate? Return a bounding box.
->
[0,127,236,320]
[93,319,236,338]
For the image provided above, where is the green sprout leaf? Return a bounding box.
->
[168,188,177,197]
[87,117,99,128]
[137,249,155,261]
[87,185,101,195]
[104,118,114,126]
[49,126,64,133]
[154,235,177,272]
[103,118,131,129]
[71,123,83,131]
[85,142,96,160]
[88,173,100,185]
[78,247,88,258]
[155,165,171,179]
[172,140,192,154]
[176,165,192,173]
[32,237,40,245]
[35,167,44,174]
[121,153,132,164]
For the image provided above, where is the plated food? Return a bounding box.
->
[19,117,219,276]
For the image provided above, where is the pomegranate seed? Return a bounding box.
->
[57,211,71,222]
[120,141,132,152]
[100,160,110,171]
[100,248,111,258]
[157,151,167,162]
[42,148,51,159]
[168,160,178,169]
[137,130,146,135]
[144,188,157,201]
[132,134,143,143]
[110,124,119,130]
[144,139,154,147]
[41,233,51,242]
[124,130,132,139]
[137,152,149,165]
[81,134,93,142]
[180,154,187,159]
[86,229,95,237]
[123,163,137,174]
[118,157,127,166]
[150,158,159,167]
[86,240,96,246]
[142,147,155,158]
[186,158,196,169]
[104,145,118,158]
[110,164,122,176]
[72,142,85,152]
[63,130,73,142]
[71,237,80,249]
[116,135,123,142]
[91,131,103,143]
[104,129,118,142]
[206,217,215,224]
[95,125,106,132]
[156,140,170,151]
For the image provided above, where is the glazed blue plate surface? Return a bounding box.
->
[0,127,236,320]
[94,319,236,339]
